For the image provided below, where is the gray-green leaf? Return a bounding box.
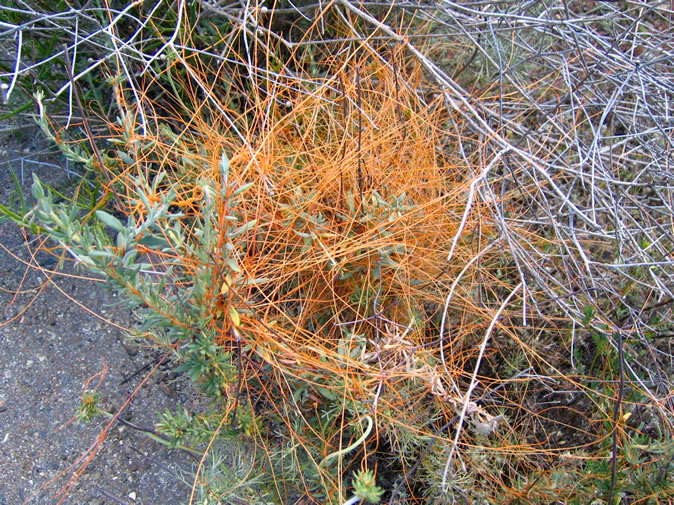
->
[95,210,125,233]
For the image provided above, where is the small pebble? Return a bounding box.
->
[128,491,137,501]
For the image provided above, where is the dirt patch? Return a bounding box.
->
[0,125,195,505]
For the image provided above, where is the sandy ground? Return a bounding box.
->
[0,125,195,505]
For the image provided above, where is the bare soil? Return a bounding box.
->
[0,124,195,505]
